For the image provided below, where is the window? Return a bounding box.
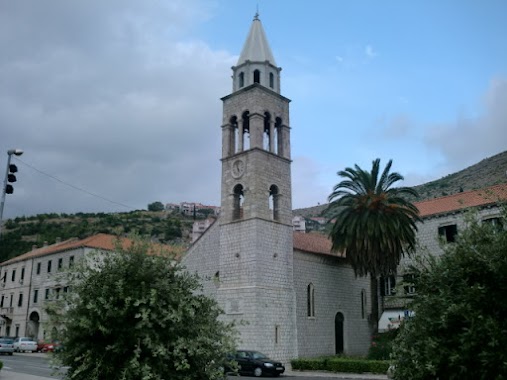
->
[47,260,52,273]
[36,262,41,275]
[438,224,457,243]
[63,286,69,293]
[58,258,63,270]
[483,217,503,231]
[2,271,6,283]
[21,267,25,281]
[233,184,244,220]
[33,289,39,304]
[307,283,315,317]
[9,294,13,307]
[269,72,274,88]
[11,269,16,282]
[275,325,280,344]
[55,288,61,299]
[381,276,396,296]
[0,295,4,308]
[69,256,75,267]
[18,293,23,307]
[403,274,416,295]
[15,325,19,338]
[239,72,244,88]
[269,185,280,221]
[45,289,50,300]
[253,69,260,83]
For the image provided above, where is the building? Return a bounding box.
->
[379,183,507,330]
[0,234,181,341]
[182,14,372,363]
[292,216,306,233]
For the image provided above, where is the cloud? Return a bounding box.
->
[423,78,507,172]
[381,114,415,139]
[292,156,331,209]
[0,0,234,218]
[365,44,378,59]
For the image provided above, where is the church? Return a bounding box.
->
[182,14,372,363]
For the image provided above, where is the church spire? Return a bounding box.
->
[232,14,281,93]
[236,13,277,67]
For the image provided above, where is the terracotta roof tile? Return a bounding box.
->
[1,233,184,266]
[293,232,345,258]
[415,183,507,218]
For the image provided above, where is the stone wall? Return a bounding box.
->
[294,250,372,357]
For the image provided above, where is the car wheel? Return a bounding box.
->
[9,352,13,356]
[253,367,263,377]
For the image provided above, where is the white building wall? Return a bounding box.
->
[293,250,372,357]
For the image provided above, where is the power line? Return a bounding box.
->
[15,158,136,211]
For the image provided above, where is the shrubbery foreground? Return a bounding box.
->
[46,237,237,380]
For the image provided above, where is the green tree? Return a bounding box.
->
[147,201,165,212]
[47,237,237,380]
[391,210,507,380]
[326,158,420,329]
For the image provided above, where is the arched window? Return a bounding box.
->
[307,283,315,317]
[233,184,244,220]
[263,112,271,151]
[241,111,250,150]
[229,116,238,154]
[269,185,279,221]
[253,69,260,84]
[274,117,282,155]
[239,72,245,88]
[269,72,274,88]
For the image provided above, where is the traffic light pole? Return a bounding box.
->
[0,152,14,238]
[0,149,23,238]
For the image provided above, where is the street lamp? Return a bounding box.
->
[0,149,24,238]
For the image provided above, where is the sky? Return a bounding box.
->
[1,0,506,219]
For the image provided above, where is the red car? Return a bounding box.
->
[37,341,61,353]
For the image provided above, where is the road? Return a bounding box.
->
[0,353,63,379]
[0,354,377,380]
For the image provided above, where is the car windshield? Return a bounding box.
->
[0,339,13,343]
[251,352,268,360]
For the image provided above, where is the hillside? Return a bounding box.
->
[2,151,506,262]
[0,210,194,263]
[294,150,507,218]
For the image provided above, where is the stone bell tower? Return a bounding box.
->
[217,13,298,362]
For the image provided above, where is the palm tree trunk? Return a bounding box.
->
[370,274,379,333]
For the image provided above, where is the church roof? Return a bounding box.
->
[0,233,183,266]
[293,232,345,258]
[415,183,507,218]
[237,13,277,66]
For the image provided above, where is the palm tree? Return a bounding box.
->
[326,158,421,330]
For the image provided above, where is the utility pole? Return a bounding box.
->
[0,148,23,238]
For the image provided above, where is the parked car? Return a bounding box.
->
[0,338,14,355]
[13,337,37,352]
[40,340,62,353]
[233,350,285,377]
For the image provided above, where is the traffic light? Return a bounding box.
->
[5,164,18,194]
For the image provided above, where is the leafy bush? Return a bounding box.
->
[291,356,389,374]
[47,237,237,380]
[368,329,399,360]
[391,210,507,380]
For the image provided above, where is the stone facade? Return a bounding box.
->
[294,250,371,357]
[380,184,507,329]
[182,14,372,364]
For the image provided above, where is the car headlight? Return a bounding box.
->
[264,363,274,367]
